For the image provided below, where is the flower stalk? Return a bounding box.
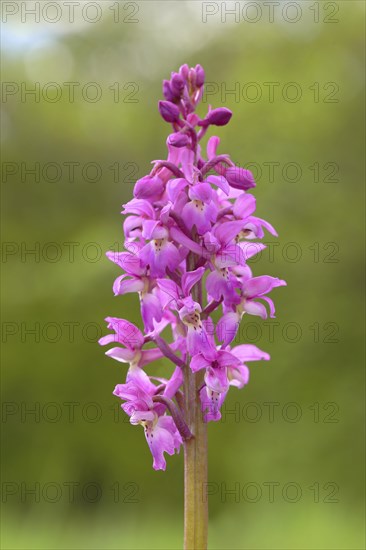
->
[184,252,208,549]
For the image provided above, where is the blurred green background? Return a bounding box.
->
[1,1,365,549]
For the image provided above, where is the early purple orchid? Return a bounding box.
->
[99,63,286,549]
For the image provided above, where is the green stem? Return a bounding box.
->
[183,254,208,550]
[184,370,208,549]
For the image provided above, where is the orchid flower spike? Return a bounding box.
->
[99,63,286,471]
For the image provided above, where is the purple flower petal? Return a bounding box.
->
[244,300,268,319]
[113,275,145,296]
[243,276,287,298]
[166,178,189,202]
[106,251,144,276]
[215,220,246,245]
[170,227,204,257]
[182,200,217,234]
[206,136,220,160]
[206,174,230,195]
[188,182,212,203]
[156,278,181,308]
[216,311,240,346]
[190,353,211,372]
[139,348,164,367]
[182,267,205,297]
[230,344,270,362]
[141,292,163,331]
[106,347,136,363]
[102,317,144,350]
[233,193,256,219]
[205,366,229,394]
[228,364,250,388]
[147,415,182,471]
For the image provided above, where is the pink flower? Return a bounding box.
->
[114,369,182,470]
[99,317,163,371]
[191,344,269,421]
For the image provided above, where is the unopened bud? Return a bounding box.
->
[225,167,256,190]
[134,175,164,199]
[199,107,232,127]
[170,73,185,96]
[158,100,181,123]
[179,64,190,80]
[163,80,175,102]
[195,64,205,87]
[168,133,190,147]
